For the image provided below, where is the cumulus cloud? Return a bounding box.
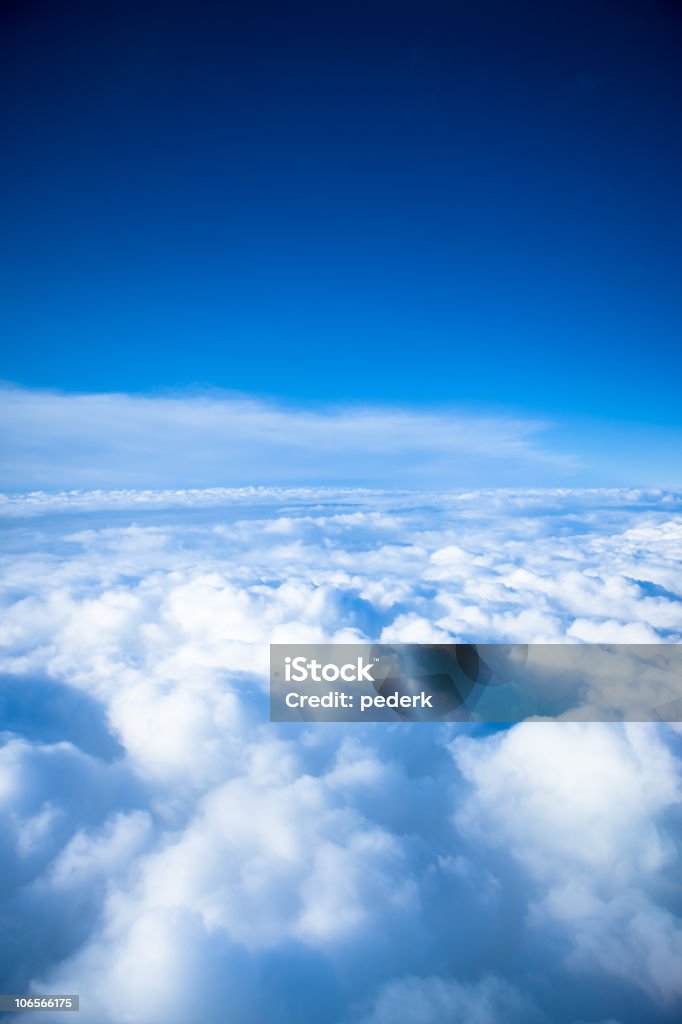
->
[348,974,543,1024]
[453,723,682,1003]
[0,487,681,1022]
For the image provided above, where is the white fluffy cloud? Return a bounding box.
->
[0,487,681,1023]
[453,724,682,1002]
[349,974,542,1024]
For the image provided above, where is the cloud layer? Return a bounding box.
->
[0,487,681,1023]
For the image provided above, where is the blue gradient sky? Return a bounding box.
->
[1,0,681,431]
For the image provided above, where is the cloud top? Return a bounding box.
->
[1,487,681,1022]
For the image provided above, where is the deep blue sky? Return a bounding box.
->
[1,0,681,424]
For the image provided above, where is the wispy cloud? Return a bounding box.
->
[0,384,580,490]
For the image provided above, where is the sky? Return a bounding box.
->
[1,0,681,432]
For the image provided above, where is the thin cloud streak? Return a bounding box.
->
[0,385,578,491]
